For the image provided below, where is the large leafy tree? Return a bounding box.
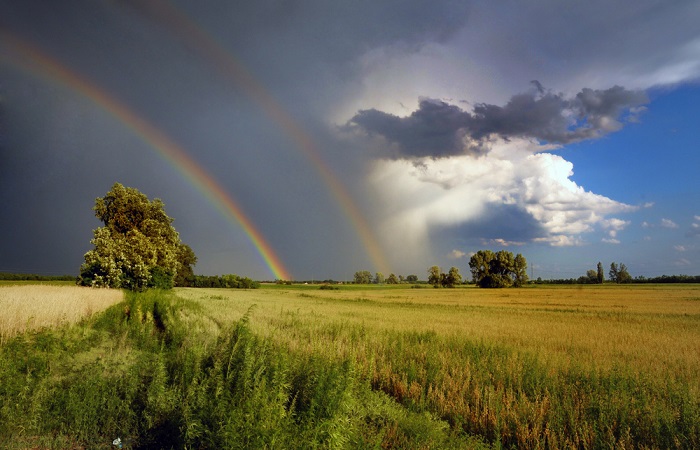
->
[78,183,196,290]
[469,250,528,288]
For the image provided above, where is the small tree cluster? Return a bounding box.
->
[468,250,528,288]
[386,273,400,284]
[353,270,373,284]
[609,262,632,283]
[354,271,418,284]
[580,262,605,284]
[427,266,462,288]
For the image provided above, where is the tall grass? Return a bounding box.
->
[177,285,700,448]
[0,285,123,344]
[0,289,482,449]
[1,285,697,448]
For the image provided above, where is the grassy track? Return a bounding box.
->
[0,284,698,448]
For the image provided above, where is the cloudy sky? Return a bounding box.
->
[1,0,699,280]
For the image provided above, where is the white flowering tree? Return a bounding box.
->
[78,183,195,290]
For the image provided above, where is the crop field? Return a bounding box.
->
[0,284,698,448]
[0,285,123,344]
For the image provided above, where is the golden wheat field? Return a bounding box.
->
[0,285,124,343]
[177,284,700,386]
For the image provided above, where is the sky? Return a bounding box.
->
[1,0,699,281]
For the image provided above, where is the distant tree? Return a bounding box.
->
[618,263,632,283]
[596,262,605,284]
[469,250,494,287]
[353,270,372,284]
[608,262,632,283]
[386,273,399,284]
[513,253,528,287]
[609,263,619,283]
[585,269,598,284]
[444,266,462,288]
[374,272,385,284]
[78,183,194,291]
[469,250,528,288]
[428,266,441,287]
[405,274,419,283]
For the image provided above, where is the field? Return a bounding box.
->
[0,285,124,344]
[0,284,698,448]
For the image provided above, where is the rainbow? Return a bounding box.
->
[130,0,391,274]
[0,31,292,281]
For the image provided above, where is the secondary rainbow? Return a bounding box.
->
[132,0,392,275]
[0,32,292,281]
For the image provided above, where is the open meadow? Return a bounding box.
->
[0,284,698,448]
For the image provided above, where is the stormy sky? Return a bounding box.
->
[1,0,699,280]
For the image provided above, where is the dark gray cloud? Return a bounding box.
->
[350,84,649,158]
[0,0,471,278]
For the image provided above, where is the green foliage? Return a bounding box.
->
[193,274,260,288]
[609,262,632,283]
[0,272,74,282]
[428,266,462,288]
[386,273,400,284]
[78,183,196,291]
[0,291,477,449]
[353,270,373,284]
[319,284,340,290]
[469,250,528,288]
[427,266,441,287]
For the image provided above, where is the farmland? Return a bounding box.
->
[1,284,698,448]
[0,284,123,344]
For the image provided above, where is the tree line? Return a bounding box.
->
[354,250,529,289]
[0,272,74,281]
[74,184,698,290]
[353,271,419,285]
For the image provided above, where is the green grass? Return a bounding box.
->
[1,285,698,448]
[0,289,485,449]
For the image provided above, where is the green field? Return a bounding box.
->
[1,284,698,448]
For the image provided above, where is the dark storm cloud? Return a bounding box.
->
[0,0,472,278]
[350,84,649,158]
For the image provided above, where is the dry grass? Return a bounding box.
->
[0,285,124,343]
[176,284,700,388]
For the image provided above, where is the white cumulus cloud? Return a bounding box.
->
[661,218,679,229]
[370,139,636,259]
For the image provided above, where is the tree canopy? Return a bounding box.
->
[609,262,632,284]
[78,183,196,290]
[468,250,528,288]
[428,266,462,288]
